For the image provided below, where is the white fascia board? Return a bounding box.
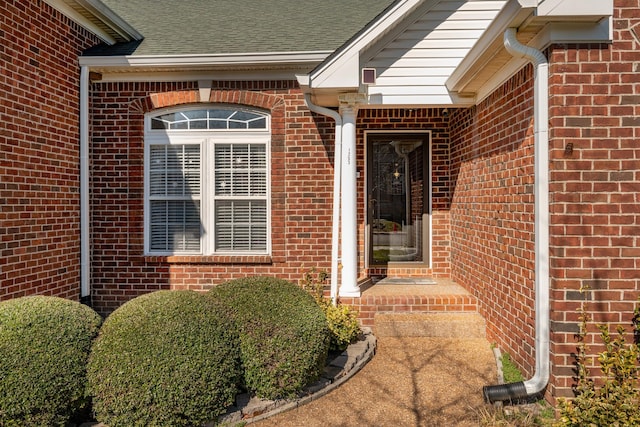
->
[309,0,424,90]
[468,17,613,103]
[73,0,143,41]
[529,19,613,50]
[45,0,142,44]
[79,51,331,68]
[92,69,318,83]
[80,52,329,83]
[366,92,476,107]
[536,0,613,18]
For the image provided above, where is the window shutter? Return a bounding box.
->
[214,143,267,251]
[148,144,201,252]
[215,200,267,251]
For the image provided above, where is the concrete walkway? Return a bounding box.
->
[252,335,497,427]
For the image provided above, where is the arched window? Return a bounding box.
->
[150,108,268,130]
[144,106,270,255]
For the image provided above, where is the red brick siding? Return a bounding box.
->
[547,0,640,399]
[89,81,337,314]
[90,91,453,314]
[0,0,101,301]
[449,66,537,383]
[450,0,640,401]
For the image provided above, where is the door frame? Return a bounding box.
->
[364,130,432,269]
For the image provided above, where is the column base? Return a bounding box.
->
[339,287,361,298]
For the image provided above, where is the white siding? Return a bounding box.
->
[363,0,506,106]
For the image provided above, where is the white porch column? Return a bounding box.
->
[339,103,360,297]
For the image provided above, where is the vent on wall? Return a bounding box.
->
[361,68,377,85]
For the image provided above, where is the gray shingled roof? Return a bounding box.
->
[93,0,397,56]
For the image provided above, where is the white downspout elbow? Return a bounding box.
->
[80,66,91,304]
[484,27,550,402]
[303,94,342,304]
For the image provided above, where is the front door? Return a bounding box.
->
[367,133,430,266]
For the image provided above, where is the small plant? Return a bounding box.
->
[299,268,361,351]
[478,402,556,427]
[555,292,640,427]
[0,296,102,426]
[502,352,525,384]
[209,276,330,399]
[324,303,361,350]
[87,290,240,427]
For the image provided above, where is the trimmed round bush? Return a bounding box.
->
[0,296,102,426]
[87,290,240,427]
[209,276,330,399]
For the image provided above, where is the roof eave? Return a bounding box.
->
[446,0,614,101]
[79,51,331,82]
[44,0,143,44]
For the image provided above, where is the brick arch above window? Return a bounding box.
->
[130,89,285,115]
[130,88,286,151]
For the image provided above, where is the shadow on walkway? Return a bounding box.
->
[253,335,496,427]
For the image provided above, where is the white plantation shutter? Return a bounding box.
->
[214,144,268,251]
[148,144,201,252]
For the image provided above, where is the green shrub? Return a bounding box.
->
[299,269,361,351]
[323,302,361,351]
[0,296,102,426]
[555,294,640,427]
[209,276,330,399]
[87,290,240,427]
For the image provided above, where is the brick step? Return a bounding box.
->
[341,279,479,328]
[373,312,487,338]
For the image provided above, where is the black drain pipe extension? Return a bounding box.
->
[483,28,550,404]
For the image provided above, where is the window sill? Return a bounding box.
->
[144,255,273,265]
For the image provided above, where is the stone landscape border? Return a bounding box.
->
[217,327,377,425]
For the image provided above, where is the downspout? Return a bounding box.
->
[304,93,342,304]
[483,28,549,403]
[80,66,91,305]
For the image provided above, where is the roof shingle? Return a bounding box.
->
[92,0,397,56]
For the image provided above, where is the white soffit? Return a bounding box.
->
[44,0,142,44]
[447,0,614,102]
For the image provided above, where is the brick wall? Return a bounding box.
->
[450,0,640,401]
[89,92,454,314]
[89,81,337,314]
[0,0,101,301]
[449,66,537,382]
[547,0,640,399]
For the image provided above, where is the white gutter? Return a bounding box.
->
[79,51,332,68]
[80,66,91,303]
[483,27,550,403]
[303,93,342,304]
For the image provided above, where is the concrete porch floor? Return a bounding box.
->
[361,277,471,296]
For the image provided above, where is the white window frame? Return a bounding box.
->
[144,105,271,256]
